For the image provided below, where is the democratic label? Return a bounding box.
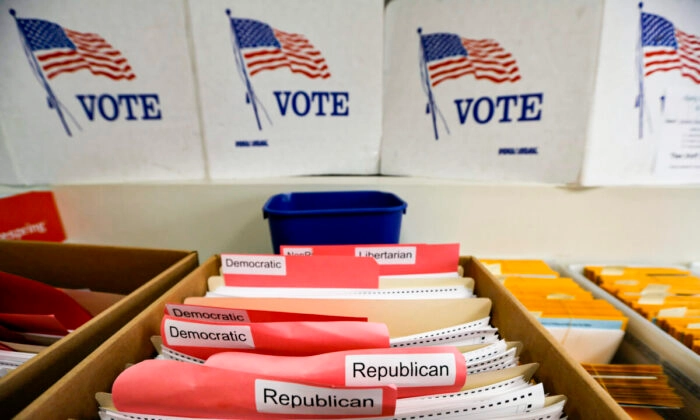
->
[345,353,456,387]
[221,254,286,276]
[163,318,255,349]
[255,379,384,415]
[165,304,250,323]
[354,247,417,265]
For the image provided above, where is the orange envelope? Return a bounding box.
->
[112,359,397,419]
[161,315,390,359]
[479,259,559,278]
[205,346,467,398]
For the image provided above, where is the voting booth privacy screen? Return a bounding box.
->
[1,0,699,184]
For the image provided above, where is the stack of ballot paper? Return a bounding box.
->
[97,245,570,420]
[484,259,693,418]
[565,263,700,420]
[0,270,98,376]
[582,364,682,410]
[583,265,700,355]
[482,259,628,365]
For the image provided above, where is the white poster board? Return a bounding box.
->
[0,0,205,185]
[381,0,603,184]
[189,0,383,179]
[581,0,700,185]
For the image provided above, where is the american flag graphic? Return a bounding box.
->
[16,18,135,80]
[641,12,700,84]
[230,18,330,79]
[420,32,520,87]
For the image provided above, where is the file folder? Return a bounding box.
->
[184,296,492,338]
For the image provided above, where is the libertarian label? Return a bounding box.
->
[345,353,456,387]
[163,318,255,349]
[165,304,250,323]
[255,379,383,415]
[282,247,313,256]
[355,246,416,265]
[221,254,286,275]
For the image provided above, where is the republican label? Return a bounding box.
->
[255,379,384,415]
[345,353,457,387]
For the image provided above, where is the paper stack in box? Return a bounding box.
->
[480,259,628,365]
[483,258,688,418]
[565,262,700,419]
[97,244,571,420]
[0,240,198,419]
[583,265,700,354]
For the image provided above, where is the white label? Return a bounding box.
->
[546,293,575,300]
[688,323,700,330]
[614,279,639,286]
[642,284,671,295]
[255,379,384,415]
[355,246,416,265]
[601,267,625,276]
[221,254,286,275]
[484,263,502,275]
[638,294,666,305]
[166,304,250,323]
[657,307,687,318]
[282,247,314,256]
[163,318,255,349]
[345,353,456,387]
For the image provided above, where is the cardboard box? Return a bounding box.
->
[581,0,700,185]
[15,255,626,420]
[381,0,603,183]
[565,263,700,420]
[189,0,383,178]
[381,0,700,185]
[0,0,206,185]
[0,240,199,419]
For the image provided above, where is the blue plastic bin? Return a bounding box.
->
[263,190,408,254]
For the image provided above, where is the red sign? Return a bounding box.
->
[0,191,66,242]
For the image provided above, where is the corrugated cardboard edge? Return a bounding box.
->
[0,241,198,419]
[15,255,216,420]
[461,256,630,420]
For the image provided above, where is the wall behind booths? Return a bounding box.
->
[2,179,698,264]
